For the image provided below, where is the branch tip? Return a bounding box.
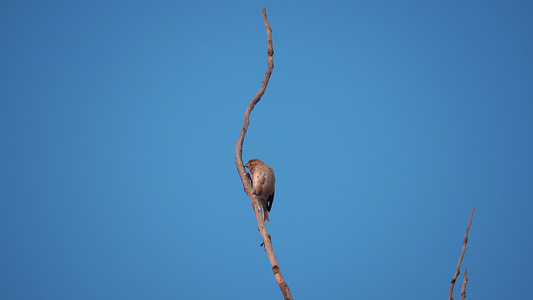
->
[448,207,475,300]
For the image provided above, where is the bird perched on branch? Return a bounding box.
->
[244,158,275,222]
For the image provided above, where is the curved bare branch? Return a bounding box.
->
[234,8,293,300]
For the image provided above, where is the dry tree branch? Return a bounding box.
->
[449,207,476,300]
[235,8,293,300]
[460,268,468,300]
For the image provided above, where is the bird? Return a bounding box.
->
[244,158,275,222]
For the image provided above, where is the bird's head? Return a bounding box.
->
[244,158,264,173]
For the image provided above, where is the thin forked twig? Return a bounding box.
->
[449,207,475,300]
[460,268,468,300]
[235,8,293,300]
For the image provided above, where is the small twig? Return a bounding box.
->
[449,207,475,300]
[460,268,468,300]
[235,8,293,300]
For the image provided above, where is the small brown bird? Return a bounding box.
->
[244,158,275,222]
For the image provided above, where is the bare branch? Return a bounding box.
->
[235,8,293,300]
[449,207,475,300]
[460,268,468,300]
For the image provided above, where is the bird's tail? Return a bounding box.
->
[263,209,269,222]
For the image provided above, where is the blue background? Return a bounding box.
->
[1,1,532,299]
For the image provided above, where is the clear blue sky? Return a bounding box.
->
[1,1,532,299]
